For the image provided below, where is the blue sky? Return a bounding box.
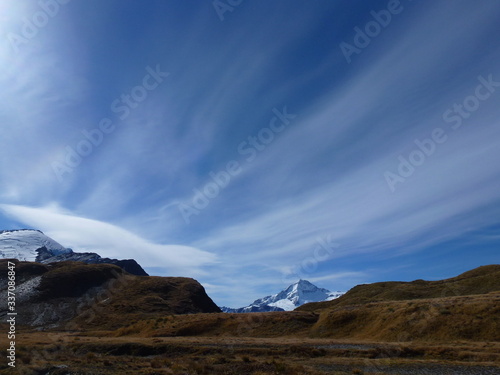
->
[1,0,499,307]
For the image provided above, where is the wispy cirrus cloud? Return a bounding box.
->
[1,1,500,307]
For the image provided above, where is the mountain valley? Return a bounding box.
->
[1,229,499,374]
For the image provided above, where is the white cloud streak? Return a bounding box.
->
[0,204,216,276]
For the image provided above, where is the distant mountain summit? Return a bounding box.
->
[222,279,344,313]
[0,229,148,276]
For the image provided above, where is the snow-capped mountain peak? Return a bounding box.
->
[0,229,71,261]
[221,279,345,313]
[262,279,340,310]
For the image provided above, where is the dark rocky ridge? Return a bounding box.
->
[0,229,43,234]
[35,246,149,276]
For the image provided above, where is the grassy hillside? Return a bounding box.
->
[104,292,500,342]
[309,292,500,341]
[73,264,500,341]
[72,274,222,330]
[289,265,500,342]
[297,265,500,312]
[0,260,221,328]
[3,261,499,344]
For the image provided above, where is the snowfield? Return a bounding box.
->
[0,229,71,261]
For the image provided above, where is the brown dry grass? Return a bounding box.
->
[309,292,500,341]
[2,330,499,375]
[110,311,319,338]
